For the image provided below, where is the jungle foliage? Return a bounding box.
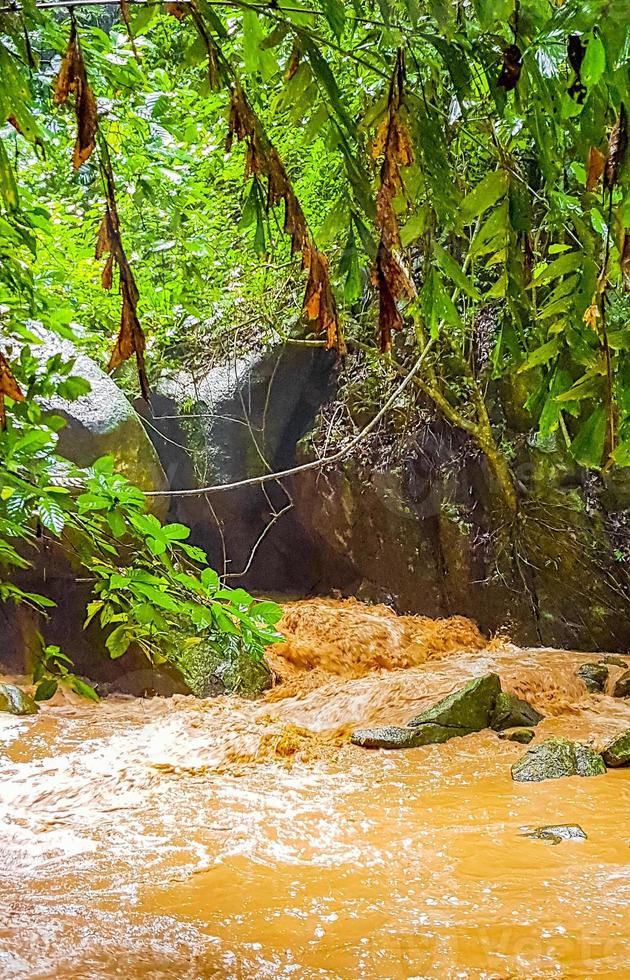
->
[0,0,630,687]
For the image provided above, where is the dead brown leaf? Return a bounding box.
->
[165,2,190,19]
[586,146,606,191]
[373,49,416,352]
[605,103,628,190]
[225,83,344,352]
[583,303,600,331]
[53,23,97,169]
[621,232,630,292]
[498,44,522,91]
[0,352,25,431]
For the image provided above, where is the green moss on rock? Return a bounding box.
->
[601,731,630,768]
[498,727,535,744]
[612,670,630,698]
[0,684,38,716]
[179,640,272,698]
[512,737,606,782]
[577,663,609,693]
[351,723,475,749]
[491,692,544,731]
[408,673,501,731]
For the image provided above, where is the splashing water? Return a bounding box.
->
[1,599,629,978]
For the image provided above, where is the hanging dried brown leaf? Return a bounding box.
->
[108,281,150,400]
[53,23,97,169]
[586,146,606,191]
[373,50,416,352]
[285,42,300,82]
[498,44,522,91]
[621,232,630,292]
[0,352,25,431]
[605,103,628,190]
[165,2,189,19]
[583,303,600,331]
[303,247,344,352]
[225,83,343,352]
[96,154,150,398]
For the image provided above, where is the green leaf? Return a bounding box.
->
[105,625,132,660]
[34,678,58,701]
[0,137,19,211]
[433,243,481,300]
[459,170,508,224]
[38,499,65,535]
[70,677,100,701]
[106,510,127,539]
[570,406,606,468]
[582,33,606,88]
[517,337,560,373]
[530,252,582,286]
[163,523,190,541]
[322,0,346,39]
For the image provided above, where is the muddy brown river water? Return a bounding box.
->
[1,599,629,978]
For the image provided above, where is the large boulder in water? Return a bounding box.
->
[0,330,170,686]
[36,331,168,503]
[407,672,501,731]
[351,723,477,749]
[576,663,609,694]
[511,737,606,782]
[0,684,38,715]
[179,639,272,698]
[612,670,630,698]
[490,692,544,731]
[601,731,630,767]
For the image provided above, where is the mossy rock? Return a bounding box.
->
[498,727,535,744]
[577,663,609,693]
[612,670,630,699]
[179,641,272,698]
[407,673,501,731]
[0,683,39,716]
[511,737,606,782]
[599,656,629,669]
[351,723,475,749]
[491,692,544,731]
[601,731,630,768]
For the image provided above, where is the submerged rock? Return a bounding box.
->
[601,731,630,768]
[0,684,39,716]
[612,670,630,699]
[179,640,272,698]
[521,824,587,844]
[511,737,606,782]
[498,727,535,744]
[577,663,609,693]
[407,672,501,731]
[491,692,544,731]
[599,655,629,669]
[351,723,475,749]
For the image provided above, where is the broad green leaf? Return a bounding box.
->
[0,137,19,212]
[459,170,508,224]
[570,406,606,468]
[38,499,65,535]
[34,678,58,701]
[322,0,346,38]
[582,34,606,88]
[106,625,132,660]
[517,337,560,373]
[433,244,481,300]
[530,252,582,286]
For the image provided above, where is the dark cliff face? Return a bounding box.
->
[142,344,630,651]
